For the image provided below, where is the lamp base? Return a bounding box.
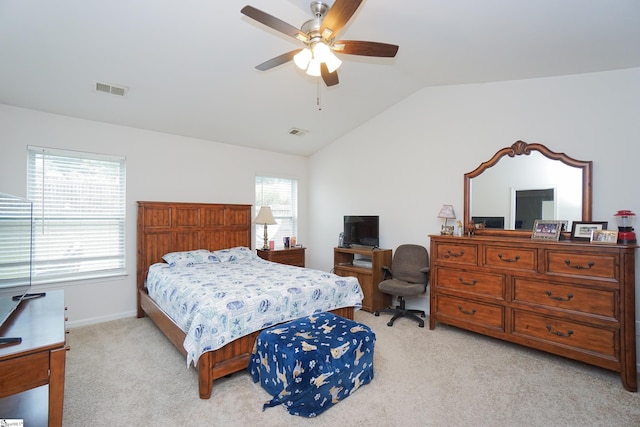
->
[617,230,637,244]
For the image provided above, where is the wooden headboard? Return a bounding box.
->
[136,201,252,298]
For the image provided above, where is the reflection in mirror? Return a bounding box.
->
[464,141,592,237]
[471,151,583,229]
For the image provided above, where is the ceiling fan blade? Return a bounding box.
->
[255,50,301,71]
[320,0,363,40]
[241,6,309,42]
[321,63,339,87]
[333,40,399,57]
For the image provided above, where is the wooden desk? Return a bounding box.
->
[0,290,67,426]
[333,247,392,313]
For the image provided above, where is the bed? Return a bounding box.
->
[136,201,361,399]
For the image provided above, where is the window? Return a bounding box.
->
[255,176,298,249]
[27,146,126,284]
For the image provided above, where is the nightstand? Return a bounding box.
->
[257,247,306,267]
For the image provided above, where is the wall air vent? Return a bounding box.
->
[289,128,308,136]
[95,82,127,97]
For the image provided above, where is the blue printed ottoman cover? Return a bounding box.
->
[248,312,375,417]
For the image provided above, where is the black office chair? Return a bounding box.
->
[374,244,430,327]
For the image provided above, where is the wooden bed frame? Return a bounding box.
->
[136,201,354,399]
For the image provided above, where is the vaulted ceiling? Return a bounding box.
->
[1,1,639,156]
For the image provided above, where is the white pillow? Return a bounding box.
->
[213,246,256,262]
[162,249,218,267]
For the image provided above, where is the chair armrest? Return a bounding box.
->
[420,267,430,274]
[382,265,392,279]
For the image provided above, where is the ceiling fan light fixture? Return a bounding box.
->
[294,48,312,70]
[324,50,342,73]
[306,58,321,76]
[311,42,341,73]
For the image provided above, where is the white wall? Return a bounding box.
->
[0,105,309,327]
[308,68,640,324]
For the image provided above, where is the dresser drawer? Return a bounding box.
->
[434,294,504,330]
[435,267,505,299]
[513,278,616,319]
[484,245,536,271]
[513,310,616,358]
[433,242,477,266]
[273,252,304,267]
[546,251,617,280]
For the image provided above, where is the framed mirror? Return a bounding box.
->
[464,140,592,237]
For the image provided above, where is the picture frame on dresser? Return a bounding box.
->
[531,220,563,241]
[571,221,608,240]
[590,229,618,244]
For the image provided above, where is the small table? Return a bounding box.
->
[0,290,67,427]
[257,247,306,267]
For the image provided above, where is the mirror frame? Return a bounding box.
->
[464,140,592,238]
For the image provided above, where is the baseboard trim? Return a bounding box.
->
[66,310,137,328]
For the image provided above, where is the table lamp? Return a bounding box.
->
[438,204,456,235]
[255,206,277,250]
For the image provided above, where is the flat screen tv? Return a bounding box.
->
[343,215,379,248]
[0,193,33,338]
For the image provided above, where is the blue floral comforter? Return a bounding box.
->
[146,254,363,367]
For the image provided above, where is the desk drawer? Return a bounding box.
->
[513,278,616,319]
[435,267,505,299]
[546,251,617,280]
[435,294,504,330]
[0,351,49,397]
[484,245,536,271]
[513,311,616,357]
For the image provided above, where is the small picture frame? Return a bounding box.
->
[590,229,618,244]
[531,220,563,241]
[571,221,608,241]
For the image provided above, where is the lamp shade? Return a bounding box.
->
[255,206,277,225]
[294,48,312,70]
[306,58,321,76]
[437,204,456,219]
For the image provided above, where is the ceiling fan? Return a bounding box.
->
[241,0,399,87]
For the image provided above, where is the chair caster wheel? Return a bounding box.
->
[374,312,380,317]
[418,323,425,328]
[387,321,393,327]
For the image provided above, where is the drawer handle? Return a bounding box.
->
[546,325,574,338]
[498,253,520,263]
[564,260,595,270]
[458,277,477,286]
[545,291,573,302]
[445,249,464,258]
[457,305,476,315]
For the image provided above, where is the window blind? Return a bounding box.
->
[27,146,126,284]
[255,176,298,248]
[0,194,33,287]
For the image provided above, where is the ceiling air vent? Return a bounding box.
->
[289,128,308,136]
[95,82,127,97]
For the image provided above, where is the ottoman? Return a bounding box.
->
[248,312,375,417]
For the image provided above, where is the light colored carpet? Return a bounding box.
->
[63,311,640,426]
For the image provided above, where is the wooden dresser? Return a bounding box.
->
[429,234,637,392]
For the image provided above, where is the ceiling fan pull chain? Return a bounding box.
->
[317,78,322,110]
